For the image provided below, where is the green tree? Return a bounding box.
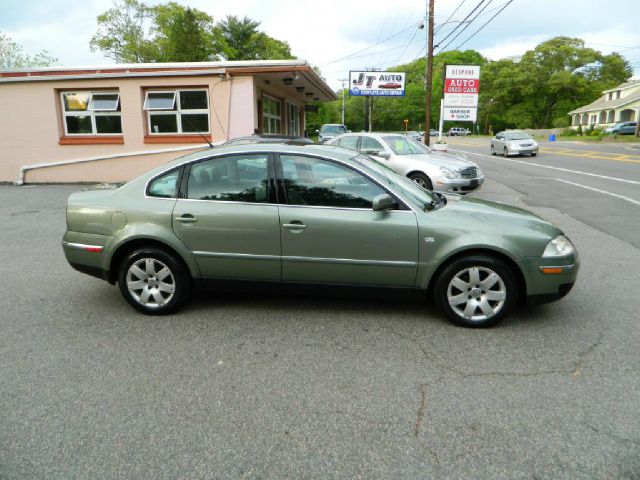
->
[151,3,221,62]
[217,15,294,60]
[0,31,57,69]
[90,0,158,62]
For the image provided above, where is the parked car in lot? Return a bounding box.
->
[604,122,637,135]
[224,134,313,146]
[448,127,468,136]
[405,130,422,142]
[62,144,578,327]
[429,129,440,137]
[328,132,484,194]
[491,130,539,156]
[317,123,347,143]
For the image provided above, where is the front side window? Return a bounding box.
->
[61,91,122,135]
[338,136,359,150]
[144,89,209,135]
[263,95,282,134]
[187,154,269,203]
[280,155,386,209]
[360,136,385,153]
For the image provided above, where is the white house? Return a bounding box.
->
[568,80,640,128]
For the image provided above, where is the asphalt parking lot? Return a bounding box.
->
[1,171,639,479]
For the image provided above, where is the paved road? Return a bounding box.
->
[1,183,639,479]
[448,137,640,249]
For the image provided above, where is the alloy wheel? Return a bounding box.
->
[447,266,506,322]
[126,257,176,309]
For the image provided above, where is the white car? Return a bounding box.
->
[448,127,468,136]
[491,130,539,156]
[328,132,484,194]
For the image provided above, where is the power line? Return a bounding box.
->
[437,0,494,53]
[434,0,468,34]
[449,0,515,51]
[434,0,488,48]
[320,21,420,67]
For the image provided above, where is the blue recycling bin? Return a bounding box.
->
[549,133,556,141]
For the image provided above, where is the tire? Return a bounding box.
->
[408,172,433,190]
[503,147,508,157]
[433,255,518,328]
[531,152,537,157]
[491,145,496,155]
[118,247,191,315]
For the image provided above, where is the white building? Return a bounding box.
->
[568,80,640,128]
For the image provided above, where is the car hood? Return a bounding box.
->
[437,194,561,238]
[402,152,478,169]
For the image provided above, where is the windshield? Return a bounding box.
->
[320,125,347,135]
[506,132,532,140]
[353,154,436,210]
[382,136,431,155]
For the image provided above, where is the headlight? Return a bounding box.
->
[542,235,575,257]
[439,167,460,179]
[475,166,483,177]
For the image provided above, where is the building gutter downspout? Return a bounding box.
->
[16,144,217,185]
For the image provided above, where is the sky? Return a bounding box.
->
[2,0,639,90]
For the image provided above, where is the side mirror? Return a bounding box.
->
[362,149,390,159]
[372,194,397,211]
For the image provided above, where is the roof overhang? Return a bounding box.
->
[0,60,337,101]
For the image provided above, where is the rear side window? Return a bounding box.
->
[187,154,269,203]
[147,169,180,198]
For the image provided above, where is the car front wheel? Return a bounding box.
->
[491,144,496,155]
[434,255,517,327]
[118,247,191,315]
[409,172,433,190]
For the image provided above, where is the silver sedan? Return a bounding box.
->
[491,130,539,156]
[328,132,484,194]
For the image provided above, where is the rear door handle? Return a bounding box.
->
[175,214,198,224]
[283,222,307,230]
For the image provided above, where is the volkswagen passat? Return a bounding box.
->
[62,144,578,327]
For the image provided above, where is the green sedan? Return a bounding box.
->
[62,144,578,327]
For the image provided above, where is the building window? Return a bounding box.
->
[61,91,122,136]
[608,92,613,101]
[144,89,210,135]
[288,103,300,136]
[616,90,621,99]
[262,95,282,134]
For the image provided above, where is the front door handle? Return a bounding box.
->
[283,222,307,230]
[175,214,198,224]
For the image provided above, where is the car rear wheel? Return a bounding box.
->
[118,247,190,315]
[503,147,508,157]
[434,255,517,328]
[409,172,433,190]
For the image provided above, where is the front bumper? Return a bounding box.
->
[516,254,579,305]
[434,175,485,193]
[507,145,539,155]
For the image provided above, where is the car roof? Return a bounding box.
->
[158,143,358,170]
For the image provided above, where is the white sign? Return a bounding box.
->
[443,107,478,121]
[349,71,406,97]
[443,65,480,122]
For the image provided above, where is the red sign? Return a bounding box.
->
[444,78,480,94]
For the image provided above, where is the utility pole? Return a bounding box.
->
[338,78,348,126]
[424,0,435,146]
